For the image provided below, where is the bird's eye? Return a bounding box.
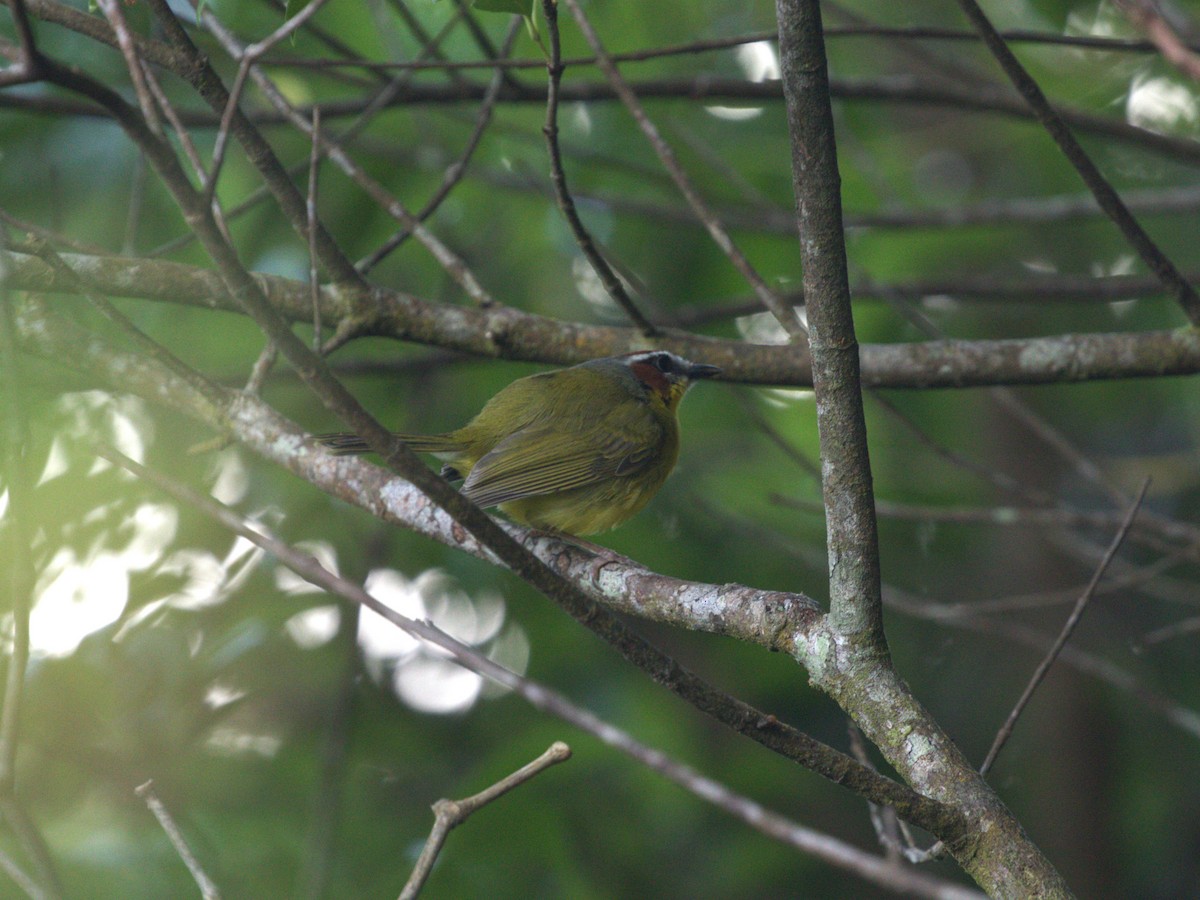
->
[651,353,673,373]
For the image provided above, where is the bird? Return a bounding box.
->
[316,350,719,535]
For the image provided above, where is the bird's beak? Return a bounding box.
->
[686,362,721,380]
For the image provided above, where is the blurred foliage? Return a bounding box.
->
[2,0,1200,897]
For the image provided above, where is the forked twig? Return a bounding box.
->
[399,743,572,900]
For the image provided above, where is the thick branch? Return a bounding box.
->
[777,0,880,639]
[9,250,1200,388]
[775,2,1072,896]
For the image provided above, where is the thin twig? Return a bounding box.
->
[205,0,334,207]
[847,723,903,863]
[264,25,1194,74]
[358,17,518,274]
[558,0,805,339]
[978,478,1150,776]
[1136,614,1200,650]
[385,0,472,91]
[884,583,1200,744]
[11,45,1200,171]
[135,781,222,900]
[138,59,235,247]
[95,0,162,136]
[195,1,497,307]
[248,0,387,90]
[151,8,467,265]
[540,0,657,336]
[145,0,366,288]
[955,0,1200,326]
[122,152,146,256]
[1118,0,1200,81]
[399,743,573,900]
[881,291,1133,510]
[0,211,107,255]
[0,847,41,900]
[308,106,323,350]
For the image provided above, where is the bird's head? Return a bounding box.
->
[613,350,721,411]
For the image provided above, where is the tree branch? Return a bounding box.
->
[775,2,1072,895]
[776,0,880,639]
[10,249,1200,388]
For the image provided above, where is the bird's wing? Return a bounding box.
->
[460,425,658,508]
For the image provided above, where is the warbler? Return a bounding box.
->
[317,351,719,535]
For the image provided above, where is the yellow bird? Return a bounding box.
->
[317,351,719,535]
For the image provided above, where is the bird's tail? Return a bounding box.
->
[314,432,462,456]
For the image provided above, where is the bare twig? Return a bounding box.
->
[135,781,221,900]
[399,743,573,900]
[308,107,323,350]
[884,584,1200,743]
[358,16,517,274]
[0,847,41,900]
[956,0,1200,326]
[1118,0,1200,80]
[144,0,365,288]
[263,25,1199,74]
[558,0,805,339]
[979,479,1150,776]
[138,60,235,248]
[205,0,334,206]
[95,0,162,136]
[1137,614,1200,650]
[848,723,903,863]
[122,152,147,255]
[385,0,472,91]
[152,6,469,267]
[195,2,497,308]
[883,291,1133,509]
[540,0,657,336]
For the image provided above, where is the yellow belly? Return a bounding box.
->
[498,476,667,535]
